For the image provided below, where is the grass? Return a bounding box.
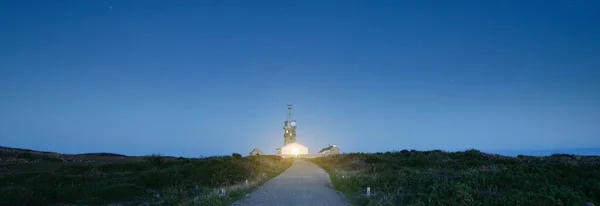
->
[309,149,600,206]
[0,147,292,205]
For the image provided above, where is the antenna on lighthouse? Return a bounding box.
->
[286,104,293,122]
[283,104,297,145]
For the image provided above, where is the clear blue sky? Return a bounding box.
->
[1,0,599,157]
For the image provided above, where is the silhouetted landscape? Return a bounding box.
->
[492,148,600,157]
[311,150,600,205]
[0,146,292,205]
[2,146,599,205]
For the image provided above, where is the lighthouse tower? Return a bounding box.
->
[275,104,308,156]
[283,104,297,145]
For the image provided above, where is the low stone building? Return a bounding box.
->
[319,145,340,155]
[276,142,309,157]
[249,148,263,156]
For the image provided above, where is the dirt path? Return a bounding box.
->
[232,159,349,206]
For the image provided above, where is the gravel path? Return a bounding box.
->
[232,159,349,206]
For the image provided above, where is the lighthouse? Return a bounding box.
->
[283,104,297,145]
[276,104,308,156]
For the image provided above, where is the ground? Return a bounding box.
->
[0,146,292,205]
[309,149,600,206]
[3,146,599,205]
[233,160,348,206]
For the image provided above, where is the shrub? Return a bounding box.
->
[144,154,164,168]
[138,170,172,188]
[0,149,293,205]
[232,153,242,159]
[16,152,34,159]
[310,149,600,206]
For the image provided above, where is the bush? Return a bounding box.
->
[138,170,173,188]
[16,152,34,159]
[310,150,600,206]
[0,149,293,205]
[232,153,242,159]
[144,154,164,168]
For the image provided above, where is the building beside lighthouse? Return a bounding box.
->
[319,144,340,155]
[276,104,309,156]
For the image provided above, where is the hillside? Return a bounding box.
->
[310,149,600,206]
[0,146,292,205]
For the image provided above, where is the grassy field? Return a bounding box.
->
[0,146,292,205]
[310,149,600,206]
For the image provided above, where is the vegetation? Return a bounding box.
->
[310,149,600,206]
[0,147,292,205]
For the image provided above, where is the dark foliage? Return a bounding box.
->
[310,150,600,206]
[0,149,291,205]
[79,152,128,157]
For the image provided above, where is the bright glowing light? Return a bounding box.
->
[291,147,298,156]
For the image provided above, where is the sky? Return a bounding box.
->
[1,0,599,157]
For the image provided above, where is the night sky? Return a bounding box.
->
[1,0,599,157]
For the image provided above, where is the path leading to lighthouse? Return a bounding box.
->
[232,159,349,206]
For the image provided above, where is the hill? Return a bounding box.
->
[310,149,600,206]
[491,148,600,157]
[0,146,292,205]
